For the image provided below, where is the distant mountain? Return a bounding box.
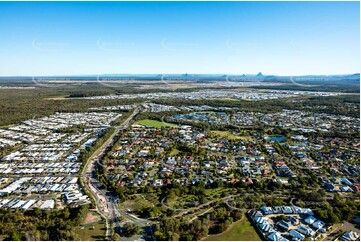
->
[260,74,360,85]
[0,73,359,85]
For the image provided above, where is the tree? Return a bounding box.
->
[8,231,21,241]
[122,223,142,237]
[0,205,89,241]
[112,232,121,241]
[154,230,166,240]
[170,232,180,241]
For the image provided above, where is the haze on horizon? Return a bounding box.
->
[0,1,359,76]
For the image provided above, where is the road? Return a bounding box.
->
[80,107,140,240]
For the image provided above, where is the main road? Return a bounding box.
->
[80,107,140,240]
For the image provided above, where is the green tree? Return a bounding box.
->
[122,223,142,237]
[112,232,121,241]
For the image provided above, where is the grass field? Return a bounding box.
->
[136,119,177,128]
[212,98,239,102]
[204,187,235,197]
[210,130,253,141]
[74,219,106,241]
[204,218,260,241]
[124,195,154,212]
[169,148,180,156]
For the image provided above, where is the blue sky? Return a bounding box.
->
[0,1,359,76]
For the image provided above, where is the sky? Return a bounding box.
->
[0,1,359,76]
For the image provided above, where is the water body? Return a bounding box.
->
[267,135,286,142]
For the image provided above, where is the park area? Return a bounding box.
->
[209,130,253,141]
[204,218,260,241]
[136,119,177,128]
[123,194,156,212]
[74,211,106,241]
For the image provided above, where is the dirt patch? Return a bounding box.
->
[83,212,101,224]
[45,96,68,100]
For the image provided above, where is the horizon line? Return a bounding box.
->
[0,73,360,78]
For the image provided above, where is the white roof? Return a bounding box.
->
[21,200,37,210]
[312,220,325,229]
[341,231,359,241]
[12,200,26,209]
[290,230,305,240]
[305,215,317,225]
[268,232,288,241]
[40,200,55,209]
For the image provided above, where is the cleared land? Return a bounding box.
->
[211,97,240,102]
[83,211,102,224]
[210,130,253,141]
[204,218,260,241]
[124,195,154,212]
[45,96,69,100]
[74,212,106,241]
[136,119,177,128]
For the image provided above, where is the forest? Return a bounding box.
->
[0,86,142,126]
[1,82,359,127]
[0,205,89,240]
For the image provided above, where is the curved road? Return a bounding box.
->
[80,107,140,240]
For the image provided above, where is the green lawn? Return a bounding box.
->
[124,195,153,212]
[205,188,224,196]
[204,187,235,197]
[211,98,239,102]
[166,194,200,210]
[136,119,177,128]
[210,130,253,141]
[169,148,180,156]
[74,221,106,241]
[204,218,260,241]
